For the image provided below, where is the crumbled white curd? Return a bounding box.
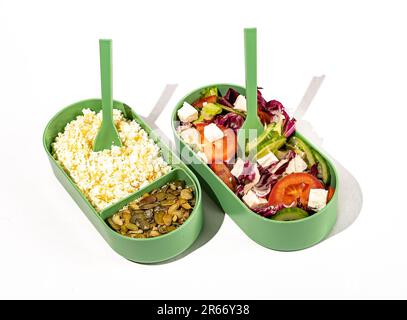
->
[52,109,171,212]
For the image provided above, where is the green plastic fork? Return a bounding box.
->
[237,28,264,157]
[93,39,122,152]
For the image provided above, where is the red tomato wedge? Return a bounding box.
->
[196,124,237,163]
[195,123,206,140]
[192,95,218,108]
[210,163,237,191]
[327,187,335,203]
[268,173,324,207]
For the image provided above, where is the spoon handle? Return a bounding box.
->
[244,28,257,122]
[99,39,113,126]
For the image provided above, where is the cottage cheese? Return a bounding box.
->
[52,109,171,212]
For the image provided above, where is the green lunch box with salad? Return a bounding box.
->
[172,84,338,251]
[43,99,203,263]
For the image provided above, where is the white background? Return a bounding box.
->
[1,0,406,299]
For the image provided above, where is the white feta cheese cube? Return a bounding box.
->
[308,189,328,211]
[180,128,200,147]
[257,152,279,167]
[231,158,245,178]
[242,190,268,209]
[177,102,198,123]
[233,95,247,112]
[204,123,224,143]
[285,155,308,174]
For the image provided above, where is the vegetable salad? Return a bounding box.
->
[176,87,335,221]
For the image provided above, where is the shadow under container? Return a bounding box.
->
[43,99,203,263]
[172,84,338,251]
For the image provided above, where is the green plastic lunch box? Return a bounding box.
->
[43,99,203,263]
[172,84,338,251]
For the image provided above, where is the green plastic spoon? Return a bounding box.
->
[93,39,122,152]
[237,28,264,157]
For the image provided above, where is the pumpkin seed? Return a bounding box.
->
[168,202,180,214]
[150,230,160,237]
[172,210,183,219]
[165,193,177,200]
[129,203,140,211]
[155,192,166,201]
[122,210,131,224]
[181,202,192,210]
[132,233,146,239]
[107,180,195,239]
[108,218,121,231]
[140,203,158,210]
[167,226,176,232]
[139,195,156,205]
[154,211,165,225]
[180,189,193,200]
[160,199,177,206]
[163,213,173,226]
[120,225,128,234]
[126,223,139,231]
[158,225,167,233]
[174,180,185,188]
[112,214,123,226]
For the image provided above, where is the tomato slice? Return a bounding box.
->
[196,124,237,163]
[327,186,335,203]
[268,173,324,207]
[192,95,218,108]
[210,163,237,191]
[195,123,206,142]
[213,127,236,163]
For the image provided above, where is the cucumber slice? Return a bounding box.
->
[313,150,331,185]
[246,123,276,154]
[271,207,309,221]
[255,136,286,160]
[288,136,316,168]
[217,104,246,118]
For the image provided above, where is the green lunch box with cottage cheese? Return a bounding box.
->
[43,99,203,263]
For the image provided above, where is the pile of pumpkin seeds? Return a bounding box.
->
[107,180,195,238]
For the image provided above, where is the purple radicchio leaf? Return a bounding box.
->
[223,88,240,105]
[253,166,279,198]
[257,88,267,111]
[252,184,273,198]
[253,151,295,198]
[284,117,296,138]
[265,99,284,112]
[253,151,297,198]
[217,97,234,108]
[235,184,245,198]
[214,113,244,133]
[261,97,297,137]
[266,150,296,175]
[310,164,319,178]
[253,204,285,218]
[237,161,257,185]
